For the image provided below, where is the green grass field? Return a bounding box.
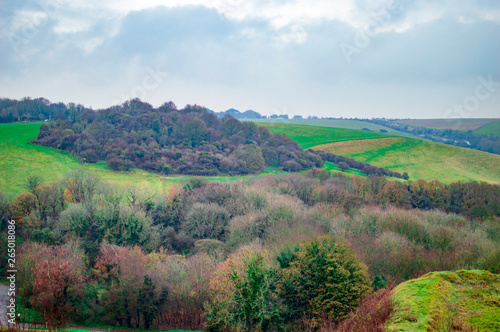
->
[394,118,498,131]
[255,123,394,149]
[254,122,500,184]
[0,123,251,196]
[473,119,500,137]
[314,136,500,184]
[251,118,419,139]
[387,270,500,331]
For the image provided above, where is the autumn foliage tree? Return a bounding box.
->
[30,245,86,326]
[94,244,168,329]
[205,245,283,331]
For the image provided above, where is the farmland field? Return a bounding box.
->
[473,119,500,137]
[314,136,500,184]
[0,123,249,196]
[254,122,500,184]
[251,118,419,138]
[255,123,394,149]
[394,118,498,131]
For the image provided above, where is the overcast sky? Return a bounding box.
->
[1,0,499,118]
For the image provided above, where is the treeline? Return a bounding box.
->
[0,97,90,123]
[1,170,499,330]
[364,119,500,155]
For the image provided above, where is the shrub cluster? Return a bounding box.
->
[1,170,499,330]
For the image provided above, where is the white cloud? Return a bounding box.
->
[53,16,93,34]
[6,0,499,52]
[478,9,500,24]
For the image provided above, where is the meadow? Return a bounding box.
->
[254,122,394,149]
[252,118,419,138]
[394,118,498,131]
[256,122,500,184]
[0,123,250,196]
[314,136,500,184]
[473,119,500,137]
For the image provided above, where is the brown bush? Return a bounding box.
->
[333,288,393,332]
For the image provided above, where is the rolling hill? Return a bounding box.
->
[254,122,395,149]
[474,119,500,137]
[394,118,498,131]
[258,122,500,184]
[0,123,246,196]
[251,118,419,139]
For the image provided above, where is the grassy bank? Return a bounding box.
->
[387,270,500,331]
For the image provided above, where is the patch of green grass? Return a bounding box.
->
[387,270,500,331]
[252,122,500,183]
[394,118,498,131]
[16,294,45,324]
[322,161,366,178]
[314,136,500,184]
[474,120,500,137]
[251,119,419,139]
[0,122,182,196]
[0,123,260,196]
[60,324,200,332]
[255,123,394,149]
[32,328,199,332]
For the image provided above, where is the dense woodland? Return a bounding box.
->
[1,170,499,330]
[1,97,403,178]
[364,119,500,155]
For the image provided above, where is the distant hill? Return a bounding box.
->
[211,108,266,119]
[251,118,420,139]
[394,118,498,131]
[258,122,500,184]
[368,118,500,155]
[474,119,500,137]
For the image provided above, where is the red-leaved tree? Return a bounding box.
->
[31,245,86,326]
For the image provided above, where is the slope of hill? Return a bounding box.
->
[387,270,500,331]
[255,123,394,149]
[252,118,419,139]
[0,123,243,196]
[474,120,500,137]
[257,122,500,183]
[314,136,500,184]
[395,118,497,131]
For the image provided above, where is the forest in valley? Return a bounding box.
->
[0,98,499,331]
[1,168,499,331]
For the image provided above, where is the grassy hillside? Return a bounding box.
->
[314,136,500,184]
[0,123,247,196]
[395,118,497,131]
[254,122,500,183]
[252,118,418,138]
[387,270,500,331]
[474,119,500,137]
[255,123,394,149]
